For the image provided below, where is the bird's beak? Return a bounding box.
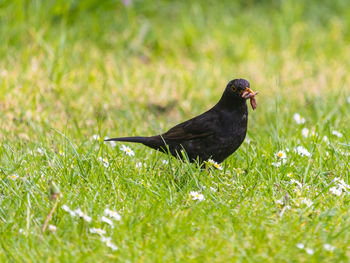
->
[241,87,255,98]
[245,87,254,94]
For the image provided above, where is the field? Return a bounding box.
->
[1,0,350,262]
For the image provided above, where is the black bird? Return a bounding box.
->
[105,78,258,164]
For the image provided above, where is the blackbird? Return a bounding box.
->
[105,78,258,164]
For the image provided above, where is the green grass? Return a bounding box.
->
[1,0,350,262]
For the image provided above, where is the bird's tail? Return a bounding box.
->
[104,136,148,144]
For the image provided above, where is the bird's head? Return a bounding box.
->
[224,78,258,110]
[226,79,253,97]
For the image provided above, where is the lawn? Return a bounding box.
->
[0,0,350,262]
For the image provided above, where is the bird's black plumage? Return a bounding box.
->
[105,78,258,164]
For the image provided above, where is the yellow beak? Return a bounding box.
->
[245,87,254,94]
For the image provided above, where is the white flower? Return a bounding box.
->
[306,248,314,255]
[329,186,342,196]
[98,157,109,168]
[331,178,350,195]
[120,145,135,156]
[104,137,116,147]
[48,225,57,232]
[92,134,101,141]
[104,208,122,221]
[296,146,311,157]
[162,160,169,165]
[189,191,205,201]
[9,174,19,180]
[291,179,303,188]
[296,243,304,249]
[206,159,223,170]
[276,150,287,159]
[106,240,118,251]
[59,150,65,156]
[209,187,217,192]
[101,216,114,228]
[287,173,293,178]
[347,96,350,104]
[322,136,329,143]
[62,205,76,217]
[331,130,343,138]
[301,128,309,137]
[293,113,305,124]
[272,158,287,167]
[323,243,335,252]
[301,198,313,207]
[101,236,118,251]
[74,208,92,222]
[37,148,44,155]
[275,199,284,205]
[136,162,147,169]
[89,228,106,235]
[272,162,281,167]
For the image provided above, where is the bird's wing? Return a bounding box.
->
[162,111,217,141]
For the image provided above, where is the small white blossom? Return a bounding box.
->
[104,137,116,147]
[136,162,147,169]
[74,208,92,222]
[301,128,309,137]
[189,191,205,201]
[106,240,118,251]
[98,157,109,168]
[206,159,223,170]
[162,160,169,165]
[293,113,305,124]
[329,186,342,196]
[306,248,314,255]
[92,134,101,141]
[104,208,122,221]
[275,199,284,205]
[89,228,106,235]
[101,216,114,228]
[37,148,44,155]
[290,179,303,188]
[209,187,217,192]
[301,198,313,207]
[323,243,335,252]
[120,145,135,156]
[59,150,65,156]
[322,136,329,143]
[296,146,311,157]
[9,174,19,180]
[62,205,76,217]
[48,225,57,232]
[272,158,287,167]
[332,130,343,138]
[296,243,304,249]
[271,162,281,167]
[101,236,118,251]
[276,150,287,159]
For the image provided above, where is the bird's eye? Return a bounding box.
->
[231,85,237,92]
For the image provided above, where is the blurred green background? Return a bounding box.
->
[1,0,349,140]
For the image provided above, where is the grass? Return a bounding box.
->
[0,0,350,262]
